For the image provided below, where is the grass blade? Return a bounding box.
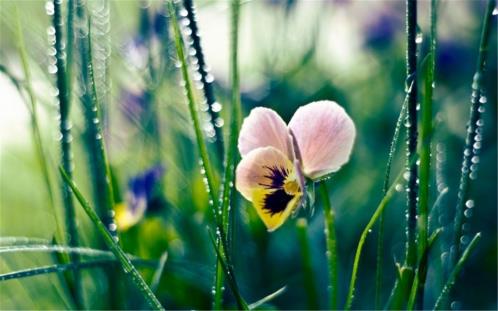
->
[213,0,242,308]
[0,259,157,282]
[434,233,481,310]
[59,167,164,310]
[451,0,496,268]
[182,0,224,158]
[404,0,419,272]
[375,84,409,309]
[319,181,338,310]
[168,0,218,210]
[50,0,82,305]
[248,286,287,310]
[345,160,413,310]
[416,0,438,308]
[14,10,63,246]
[150,251,169,293]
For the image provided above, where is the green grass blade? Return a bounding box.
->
[50,0,82,305]
[375,85,409,309]
[248,286,287,310]
[434,233,481,310]
[182,0,224,158]
[59,167,164,310]
[14,9,63,246]
[345,161,413,310]
[168,0,218,210]
[213,0,242,308]
[150,251,169,293]
[451,0,496,268]
[296,218,319,310]
[404,0,419,272]
[416,0,438,308]
[208,230,249,310]
[0,259,158,282]
[319,181,338,310]
[0,237,51,246]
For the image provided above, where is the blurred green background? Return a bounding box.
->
[0,0,496,309]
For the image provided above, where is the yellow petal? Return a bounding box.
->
[252,187,302,232]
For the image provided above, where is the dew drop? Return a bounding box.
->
[465,200,474,208]
[493,7,498,15]
[464,209,473,218]
[211,102,222,113]
[415,32,423,44]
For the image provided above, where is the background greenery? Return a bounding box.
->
[0,0,496,309]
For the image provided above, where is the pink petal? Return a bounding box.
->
[288,100,356,179]
[238,107,291,158]
[235,146,293,201]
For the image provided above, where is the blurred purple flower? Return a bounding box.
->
[121,88,148,122]
[116,164,165,230]
[363,10,402,49]
[436,40,473,82]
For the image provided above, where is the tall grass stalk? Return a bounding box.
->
[51,0,82,306]
[434,233,481,310]
[451,0,495,268]
[404,0,419,272]
[345,161,413,310]
[416,0,438,308]
[319,181,338,310]
[182,0,224,158]
[60,168,164,310]
[168,0,218,209]
[296,218,320,310]
[374,85,409,309]
[213,0,242,308]
[75,0,117,235]
[14,11,63,245]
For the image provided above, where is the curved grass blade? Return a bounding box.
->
[248,286,287,310]
[0,259,158,282]
[345,158,415,310]
[451,0,496,268]
[59,167,164,310]
[319,181,338,310]
[182,0,224,158]
[375,85,409,309]
[14,10,63,246]
[434,233,481,310]
[0,237,51,246]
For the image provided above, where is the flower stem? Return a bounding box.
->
[296,218,320,310]
[319,181,338,310]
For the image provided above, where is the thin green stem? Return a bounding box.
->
[404,0,419,271]
[320,182,338,310]
[375,87,409,309]
[213,0,242,308]
[451,0,495,269]
[296,218,320,310]
[345,163,411,310]
[15,10,63,245]
[416,0,438,308]
[434,233,481,310]
[0,259,158,282]
[60,167,164,310]
[182,0,224,158]
[51,0,82,306]
[168,0,218,209]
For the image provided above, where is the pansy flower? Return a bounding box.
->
[115,164,165,230]
[235,101,356,231]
